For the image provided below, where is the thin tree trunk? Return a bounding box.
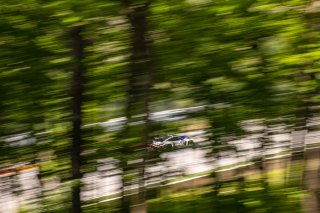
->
[303,4,320,211]
[70,26,85,213]
[120,1,152,212]
[288,70,318,211]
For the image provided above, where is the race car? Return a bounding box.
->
[147,135,194,151]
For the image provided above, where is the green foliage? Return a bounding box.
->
[148,184,305,213]
[1,0,320,212]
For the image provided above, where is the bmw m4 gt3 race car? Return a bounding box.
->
[147,135,194,151]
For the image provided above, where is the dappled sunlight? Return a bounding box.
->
[1,0,320,212]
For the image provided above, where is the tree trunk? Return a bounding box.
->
[70,26,85,213]
[120,1,152,212]
[289,70,318,211]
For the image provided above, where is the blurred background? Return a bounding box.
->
[1,0,320,212]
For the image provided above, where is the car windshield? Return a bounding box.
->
[153,135,173,141]
[166,136,180,141]
[153,136,166,141]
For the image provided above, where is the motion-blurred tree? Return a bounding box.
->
[1,0,320,212]
[70,25,85,213]
[118,1,153,212]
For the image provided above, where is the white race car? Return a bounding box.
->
[147,135,194,151]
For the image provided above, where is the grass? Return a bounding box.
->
[148,182,305,213]
[147,161,306,213]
